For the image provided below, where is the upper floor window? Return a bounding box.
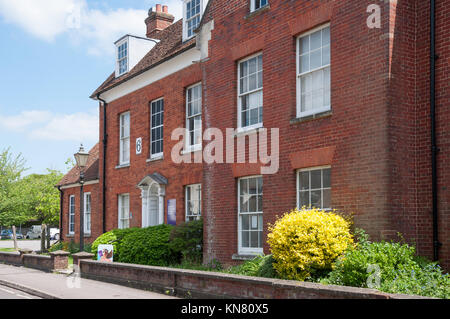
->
[238,53,263,130]
[183,0,202,41]
[186,83,202,151]
[117,40,128,76]
[150,98,164,158]
[297,24,330,118]
[297,167,331,210]
[119,112,130,165]
[186,184,201,222]
[250,0,268,12]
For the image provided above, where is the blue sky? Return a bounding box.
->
[0,0,182,175]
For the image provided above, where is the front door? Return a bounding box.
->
[148,196,159,226]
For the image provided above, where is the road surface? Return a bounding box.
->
[0,240,56,251]
[0,285,40,299]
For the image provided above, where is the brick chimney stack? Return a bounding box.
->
[145,4,175,39]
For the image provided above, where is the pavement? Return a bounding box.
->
[0,263,177,299]
[0,239,56,251]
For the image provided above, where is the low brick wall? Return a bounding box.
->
[79,260,420,299]
[0,251,22,265]
[22,254,54,271]
[0,250,68,272]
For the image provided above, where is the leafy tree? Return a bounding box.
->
[0,148,63,227]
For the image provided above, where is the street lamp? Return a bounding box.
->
[74,144,89,251]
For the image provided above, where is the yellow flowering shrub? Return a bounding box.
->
[267,207,353,281]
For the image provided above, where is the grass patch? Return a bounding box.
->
[0,248,16,252]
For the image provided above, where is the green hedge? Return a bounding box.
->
[169,219,203,263]
[91,228,137,261]
[119,224,177,266]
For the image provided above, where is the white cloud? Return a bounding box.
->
[0,0,183,56]
[0,109,98,142]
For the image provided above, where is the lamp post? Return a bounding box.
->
[74,144,89,252]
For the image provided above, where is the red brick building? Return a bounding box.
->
[59,0,449,269]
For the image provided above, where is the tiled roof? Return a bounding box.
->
[57,143,100,187]
[90,19,196,99]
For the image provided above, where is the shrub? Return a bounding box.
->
[323,230,450,298]
[169,219,203,263]
[225,255,277,278]
[119,224,177,266]
[91,228,136,260]
[267,207,353,281]
[256,255,277,278]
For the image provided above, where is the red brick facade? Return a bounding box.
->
[60,1,449,269]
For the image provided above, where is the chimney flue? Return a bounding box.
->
[145,5,174,39]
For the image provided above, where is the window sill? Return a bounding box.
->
[234,126,264,137]
[66,234,74,238]
[232,253,261,261]
[147,155,163,163]
[182,145,202,154]
[290,110,332,125]
[115,163,130,169]
[245,5,270,20]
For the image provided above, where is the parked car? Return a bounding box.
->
[50,228,60,240]
[25,225,42,239]
[0,229,23,240]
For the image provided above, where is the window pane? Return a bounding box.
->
[242,215,249,230]
[322,45,330,65]
[310,30,321,50]
[300,36,309,54]
[299,171,309,190]
[310,50,321,70]
[242,231,249,247]
[323,188,331,209]
[322,27,330,45]
[250,231,259,248]
[249,196,257,212]
[311,190,321,208]
[299,191,310,207]
[311,169,321,189]
[323,168,331,188]
[300,54,309,73]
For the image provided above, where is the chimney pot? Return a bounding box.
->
[156,4,162,12]
[162,5,168,13]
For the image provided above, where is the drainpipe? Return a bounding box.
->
[430,0,441,261]
[97,94,108,234]
[57,185,63,241]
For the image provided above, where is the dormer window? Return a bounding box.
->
[183,0,203,41]
[250,0,268,12]
[117,39,128,76]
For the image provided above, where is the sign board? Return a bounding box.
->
[98,244,114,262]
[167,199,176,225]
[136,137,142,155]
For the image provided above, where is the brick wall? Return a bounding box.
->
[61,182,101,244]
[100,63,203,231]
[79,259,427,299]
[80,0,450,269]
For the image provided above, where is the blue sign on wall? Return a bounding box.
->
[167,199,176,225]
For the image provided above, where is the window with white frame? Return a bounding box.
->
[186,84,202,150]
[185,184,201,221]
[117,40,128,76]
[69,195,75,234]
[238,54,263,130]
[250,0,268,12]
[297,24,330,118]
[150,98,164,158]
[118,194,130,229]
[84,193,91,234]
[184,0,202,40]
[238,176,263,254]
[119,112,130,165]
[297,167,331,210]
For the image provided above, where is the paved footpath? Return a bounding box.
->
[0,263,177,299]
